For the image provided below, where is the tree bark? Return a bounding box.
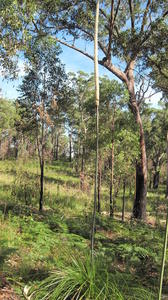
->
[127,63,147,220]
[133,161,147,219]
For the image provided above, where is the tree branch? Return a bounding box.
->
[140,0,152,34]
[101,59,128,83]
[54,37,95,61]
[54,37,127,84]
[128,0,135,34]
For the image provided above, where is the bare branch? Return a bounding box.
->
[128,0,135,33]
[54,37,95,61]
[114,0,121,22]
[100,7,108,19]
[54,36,127,84]
[137,79,151,106]
[140,0,152,34]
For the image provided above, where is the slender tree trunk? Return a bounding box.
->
[80,144,85,190]
[153,168,160,189]
[39,159,44,211]
[149,169,152,189]
[91,0,99,262]
[122,179,126,222]
[39,73,45,211]
[135,119,147,220]
[110,120,114,217]
[97,155,101,213]
[39,111,45,211]
[69,133,72,162]
[56,133,59,160]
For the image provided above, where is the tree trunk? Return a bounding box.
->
[110,121,114,217]
[91,0,99,262]
[133,161,147,219]
[97,155,101,213]
[56,133,59,160]
[128,99,147,219]
[80,144,85,190]
[126,61,147,220]
[69,133,72,162]
[122,179,126,222]
[39,159,44,211]
[153,169,160,189]
[133,131,147,220]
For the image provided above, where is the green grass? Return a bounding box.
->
[0,159,167,299]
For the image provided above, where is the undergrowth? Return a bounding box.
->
[0,159,167,298]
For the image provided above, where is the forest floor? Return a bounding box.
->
[0,159,167,299]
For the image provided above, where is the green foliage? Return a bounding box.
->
[0,98,16,133]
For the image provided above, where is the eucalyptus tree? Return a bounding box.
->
[18,37,67,211]
[27,0,168,220]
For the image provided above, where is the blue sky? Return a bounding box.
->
[0,43,161,107]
